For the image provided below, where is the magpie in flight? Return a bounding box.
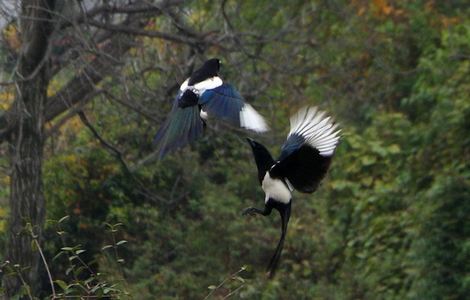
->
[153,58,269,159]
[244,106,341,278]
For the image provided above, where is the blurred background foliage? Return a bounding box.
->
[1,0,469,299]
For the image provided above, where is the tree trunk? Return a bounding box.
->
[5,69,48,298]
[3,1,55,297]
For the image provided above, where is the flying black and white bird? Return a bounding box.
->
[153,58,269,159]
[243,106,341,278]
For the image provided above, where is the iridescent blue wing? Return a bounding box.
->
[198,84,268,133]
[153,97,204,159]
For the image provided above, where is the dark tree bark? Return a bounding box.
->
[0,0,211,297]
[4,0,56,297]
[1,1,188,297]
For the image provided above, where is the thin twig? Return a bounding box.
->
[14,269,34,300]
[45,89,104,138]
[203,267,246,300]
[77,110,131,172]
[77,110,168,204]
[33,239,56,298]
[223,283,245,299]
[86,19,201,46]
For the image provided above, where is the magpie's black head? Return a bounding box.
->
[203,58,221,74]
[188,58,221,85]
[247,138,275,183]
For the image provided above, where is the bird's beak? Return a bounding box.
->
[246,137,256,148]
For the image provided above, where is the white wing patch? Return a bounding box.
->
[289,106,341,157]
[240,104,269,133]
[193,76,223,95]
[179,78,189,91]
[179,76,223,95]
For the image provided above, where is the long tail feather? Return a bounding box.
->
[267,203,291,278]
[153,105,204,159]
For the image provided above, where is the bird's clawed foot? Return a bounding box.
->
[242,207,259,216]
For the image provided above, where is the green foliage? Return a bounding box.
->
[1,0,469,298]
[43,3,469,299]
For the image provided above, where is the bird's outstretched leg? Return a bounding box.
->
[242,205,272,216]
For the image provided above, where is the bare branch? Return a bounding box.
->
[86,19,202,46]
[78,110,172,205]
[78,110,131,172]
[45,89,105,138]
[0,0,187,143]
[58,0,184,29]
[103,90,160,123]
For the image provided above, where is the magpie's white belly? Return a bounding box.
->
[262,172,291,204]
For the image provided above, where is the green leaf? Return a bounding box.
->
[68,255,78,261]
[58,216,70,223]
[388,144,401,154]
[55,280,68,291]
[116,240,127,246]
[30,240,38,252]
[91,284,101,293]
[65,266,74,276]
[52,251,63,261]
[74,266,87,277]
[101,245,113,251]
